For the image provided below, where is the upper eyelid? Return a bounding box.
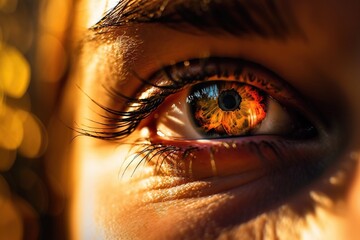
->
[139,57,322,126]
[121,57,305,113]
[91,0,305,40]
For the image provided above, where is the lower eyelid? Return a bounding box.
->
[146,134,328,180]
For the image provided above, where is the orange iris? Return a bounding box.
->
[189,82,266,136]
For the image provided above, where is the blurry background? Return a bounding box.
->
[0,0,73,239]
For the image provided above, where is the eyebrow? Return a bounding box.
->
[92,0,302,39]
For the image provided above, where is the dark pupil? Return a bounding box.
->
[218,89,242,111]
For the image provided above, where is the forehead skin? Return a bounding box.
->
[64,0,360,239]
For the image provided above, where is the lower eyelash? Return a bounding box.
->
[120,140,197,178]
[120,136,323,180]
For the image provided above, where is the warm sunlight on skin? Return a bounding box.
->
[82,0,119,28]
[58,0,360,239]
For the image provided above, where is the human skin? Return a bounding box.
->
[54,0,360,239]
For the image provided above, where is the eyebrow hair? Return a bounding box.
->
[92,0,302,39]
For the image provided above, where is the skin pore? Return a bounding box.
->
[55,0,360,239]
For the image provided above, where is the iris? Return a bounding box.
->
[187,81,267,137]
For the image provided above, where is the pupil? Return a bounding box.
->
[218,89,242,111]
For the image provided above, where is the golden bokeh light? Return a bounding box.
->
[0,105,24,150]
[0,198,23,240]
[1,1,51,239]
[0,87,4,114]
[0,44,30,98]
[36,33,67,83]
[19,113,47,158]
[0,148,16,171]
[0,0,17,13]
[37,0,73,84]
[39,0,70,36]
[0,35,46,156]
[0,176,23,240]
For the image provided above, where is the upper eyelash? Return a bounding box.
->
[75,61,203,140]
[75,85,167,140]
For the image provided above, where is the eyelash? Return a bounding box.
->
[120,140,198,178]
[76,85,166,140]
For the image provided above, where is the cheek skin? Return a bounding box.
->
[71,151,348,240]
[68,129,354,240]
[70,139,137,240]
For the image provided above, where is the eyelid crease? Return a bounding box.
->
[92,0,305,40]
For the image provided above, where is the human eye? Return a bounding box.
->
[81,56,334,187]
[150,58,315,141]
[109,57,328,182]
